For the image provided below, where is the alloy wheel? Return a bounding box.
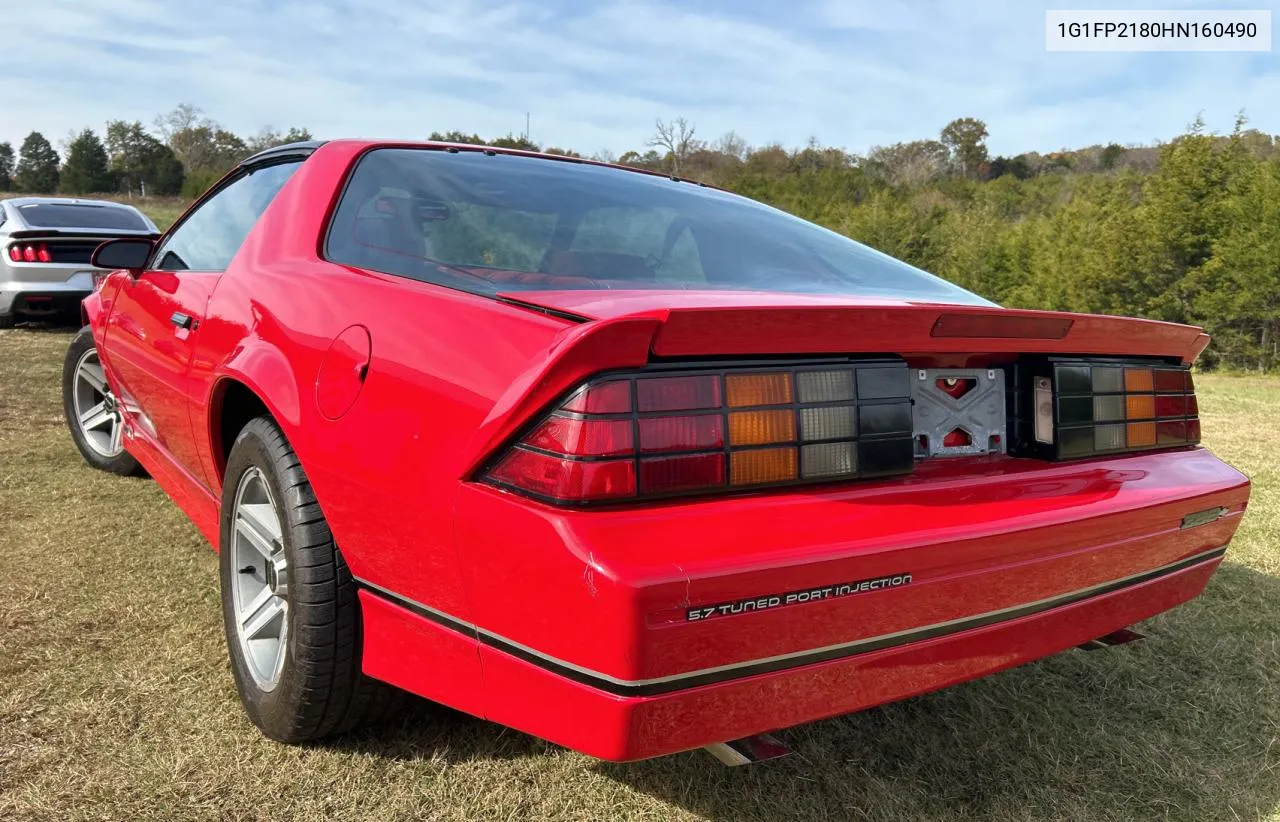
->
[229,466,290,691]
[72,348,123,457]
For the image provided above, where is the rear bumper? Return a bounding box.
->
[0,266,94,314]
[358,447,1249,760]
[362,546,1224,761]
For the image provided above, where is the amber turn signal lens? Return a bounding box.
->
[728,410,795,446]
[1125,394,1155,420]
[1124,368,1154,392]
[1127,421,1157,447]
[725,372,792,407]
[730,447,797,485]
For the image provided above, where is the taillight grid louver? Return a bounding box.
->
[484,361,916,504]
[1010,359,1200,460]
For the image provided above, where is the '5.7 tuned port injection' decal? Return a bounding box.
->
[686,573,913,622]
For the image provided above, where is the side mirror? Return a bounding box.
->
[91,238,154,273]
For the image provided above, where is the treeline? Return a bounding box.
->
[0,104,311,198]
[4,109,1276,370]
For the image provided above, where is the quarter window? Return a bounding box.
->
[153,161,300,271]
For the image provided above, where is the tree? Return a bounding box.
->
[940,117,989,178]
[1099,143,1126,170]
[714,131,750,163]
[866,140,949,187]
[60,129,114,194]
[104,120,184,196]
[13,131,60,193]
[154,103,248,173]
[154,102,204,141]
[987,154,1033,180]
[1195,157,1280,370]
[428,130,486,145]
[245,126,314,154]
[489,134,539,151]
[172,126,246,174]
[0,142,13,190]
[648,117,700,175]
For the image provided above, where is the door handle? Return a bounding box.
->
[170,311,196,330]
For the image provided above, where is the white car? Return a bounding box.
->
[0,197,159,327]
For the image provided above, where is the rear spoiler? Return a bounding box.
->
[6,229,162,241]
[650,306,1210,364]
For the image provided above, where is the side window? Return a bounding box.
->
[153,161,301,271]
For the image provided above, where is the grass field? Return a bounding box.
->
[0,327,1277,822]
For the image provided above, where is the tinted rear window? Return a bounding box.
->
[17,203,149,231]
[325,148,990,306]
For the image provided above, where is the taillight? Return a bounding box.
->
[1013,360,1200,459]
[7,243,50,262]
[483,362,915,504]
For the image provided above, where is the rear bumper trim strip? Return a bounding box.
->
[356,545,1228,697]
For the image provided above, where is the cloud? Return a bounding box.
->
[1,0,1277,160]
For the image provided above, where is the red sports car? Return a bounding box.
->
[63,139,1250,764]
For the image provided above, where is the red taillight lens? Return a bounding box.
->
[523,415,633,457]
[7,246,19,262]
[482,363,915,504]
[487,449,636,501]
[637,414,723,452]
[638,452,726,493]
[560,380,631,413]
[637,374,720,411]
[22,245,36,262]
[35,244,51,263]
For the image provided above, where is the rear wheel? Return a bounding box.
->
[220,416,402,742]
[0,313,14,329]
[62,326,142,476]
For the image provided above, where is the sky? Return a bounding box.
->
[2,0,1279,159]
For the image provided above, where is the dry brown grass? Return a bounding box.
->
[1,327,1278,821]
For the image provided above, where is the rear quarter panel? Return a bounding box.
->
[187,141,580,622]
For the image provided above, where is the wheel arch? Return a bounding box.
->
[208,344,303,483]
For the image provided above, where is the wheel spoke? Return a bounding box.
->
[236,503,281,560]
[79,362,107,393]
[108,420,122,453]
[79,402,113,431]
[229,467,290,690]
[241,593,285,641]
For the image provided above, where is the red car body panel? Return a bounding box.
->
[86,139,1251,761]
[494,289,1212,364]
[463,554,1222,761]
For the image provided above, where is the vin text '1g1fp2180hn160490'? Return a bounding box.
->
[62,139,1249,763]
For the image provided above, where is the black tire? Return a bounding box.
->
[0,312,15,329]
[220,416,402,742]
[61,326,143,476]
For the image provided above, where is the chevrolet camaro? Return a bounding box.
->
[62,139,1250,763]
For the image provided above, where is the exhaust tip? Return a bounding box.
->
[1078,627,1146,651]
[703,733,791,766]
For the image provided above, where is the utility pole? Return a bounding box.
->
[525,112,531,143]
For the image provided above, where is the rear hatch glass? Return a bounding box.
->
[16,203,149,231]
[325,148,991,306]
